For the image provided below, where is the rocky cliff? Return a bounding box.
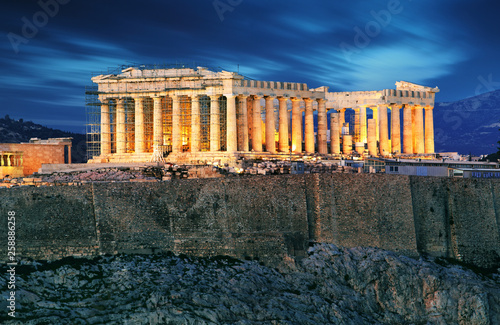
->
[1,244,499,324]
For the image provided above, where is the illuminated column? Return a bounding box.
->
[265,96,276,153]
[343,135,352,155]
[304,98,314,153]
[252,95,262,152]
[317,99,327,154]
[247,97,253,149]
[330,112,340,154]
[7,154,11,166]
[134,97,145,153]
[239,95,249,151]
[191,95,200,152]
[339,108,346,126]
[210,95,220,152]
[116,98,126,154]
[226,94,238,152]
[367,119,377,156]
[359,106,367,144]
[291,98,302,153]
[353,107,360,142]
[425,106,435,153]
[379,105,389,156]
[278,97,288,152]
[403,105,413,154]
[100,99,111,155]
[153,96,163,149]
[172,95,181,153]
[372,106,379,141]
[390,105,401,154]
[414,105,424,154]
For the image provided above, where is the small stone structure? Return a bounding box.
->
[0,137,72,176]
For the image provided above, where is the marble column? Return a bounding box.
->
[247,97,253,150]
[210,95,220,152]
[372,106,379,141]
[403,105,413,154]
[379,105,389,156]
[424,107,435,153]
[116,98,126,154]
[330,112,340,154]
[368,119,377,156]
[100,100,111,155]
[226,95,238,152]
[359,106,367,144]
[252,95,262,152]
[153,96,163,149]
[390,105,401,154]
[265,96,276,153]
[191,95,200,152]
[317,99,327,154]
[414,105,424,154]
[304,98,314,153]
[134,97,145,153]
[339,108,346,126]
[278,97,288,152]
[343,135,352,155]
[291,98,302,153]
[172,95,181,153]
[353,108,360,142]
[239,95,249,151]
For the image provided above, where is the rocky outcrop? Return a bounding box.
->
[1,244,499,324]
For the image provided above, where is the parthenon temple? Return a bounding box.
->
[86,65,439,163]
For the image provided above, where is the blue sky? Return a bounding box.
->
[1,0,499,133]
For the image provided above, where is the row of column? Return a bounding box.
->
[0,153,23,167]
[330,104,434,155]
[242,95,327,154]
[100,95,328,156]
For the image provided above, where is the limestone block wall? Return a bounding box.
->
[312,173,418,258]
[91,176,308,266]
[0,174,498,268]
[410,177,500,268]
[0,185,98,260]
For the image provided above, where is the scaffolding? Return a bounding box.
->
[86,64,232,161]
[85,85,100,161]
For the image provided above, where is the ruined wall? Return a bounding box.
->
[0,174,498,268]
[410,177,500,268]
[312,173,418,258]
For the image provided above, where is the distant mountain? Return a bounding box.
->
[434,90,500,155]
[0,115,87,163]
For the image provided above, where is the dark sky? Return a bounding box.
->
[1,0,499,133]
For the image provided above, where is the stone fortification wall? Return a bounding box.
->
[410,177,500,268]
[0,174,498,268]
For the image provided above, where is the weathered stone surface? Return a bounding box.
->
[0,174,499,269]
[0,244,498,324]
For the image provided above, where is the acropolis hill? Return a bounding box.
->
[86,65,439,163]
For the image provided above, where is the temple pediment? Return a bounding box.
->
[396,81,440,93]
